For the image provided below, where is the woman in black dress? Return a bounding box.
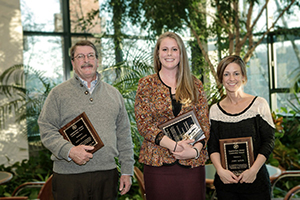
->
[208,55,275,200]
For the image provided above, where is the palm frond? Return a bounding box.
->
[0,64,24,83]
[0,64,57,133]
[99,46,154,153]
[287,93,300,116]
[0,64,25,97]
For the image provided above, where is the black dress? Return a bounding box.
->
[208,96,275,199]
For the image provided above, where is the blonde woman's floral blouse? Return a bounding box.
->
[134,73,210,167]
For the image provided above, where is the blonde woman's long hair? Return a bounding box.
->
[153,32,198,104]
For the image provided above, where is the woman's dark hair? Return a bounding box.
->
[217,55,247,84]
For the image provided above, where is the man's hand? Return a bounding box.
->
[69,145,94,165]
[119,175,132,195]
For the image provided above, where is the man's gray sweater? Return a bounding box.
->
[38,74,134,175]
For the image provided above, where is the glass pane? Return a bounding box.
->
[275,37,300,88]
[69,0,102,34]
[248,0,267,33]
[100,37,155,84]
[271,93,300,114]
[20,0,62,32]
[123,38,154,65]
[99,37,116,70]
[244,43,270,104]
[272,1,300,29]
[23,36,64,88]
[23,36,64,139]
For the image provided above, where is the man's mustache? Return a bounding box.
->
[81,63,93,68]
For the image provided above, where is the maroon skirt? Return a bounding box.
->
[144,163,206,200]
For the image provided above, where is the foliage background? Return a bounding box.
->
[1,0,300,199]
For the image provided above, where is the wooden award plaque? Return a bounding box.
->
[59,112,104,154]
[219,137,254,176]
[158,109,205,142]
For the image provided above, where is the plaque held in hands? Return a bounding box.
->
[219,137,254,176]
[59,112,104,154]
[158,110,205,143]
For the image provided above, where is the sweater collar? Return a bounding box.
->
[74,72,101,93]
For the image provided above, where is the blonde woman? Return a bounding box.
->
[135,32,210,200]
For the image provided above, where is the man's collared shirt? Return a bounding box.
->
[78,74,98,94]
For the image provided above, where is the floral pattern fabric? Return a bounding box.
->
[134,73,210,167]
